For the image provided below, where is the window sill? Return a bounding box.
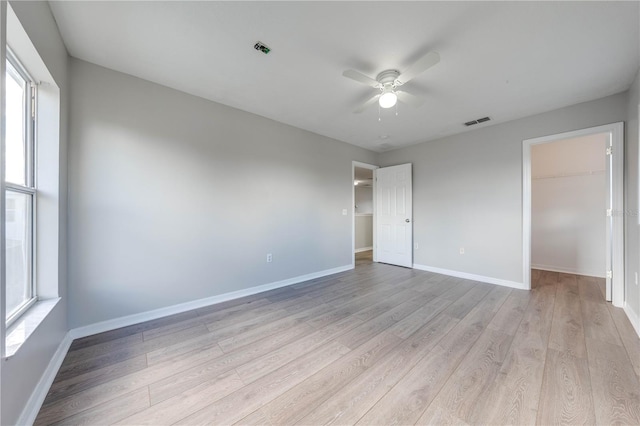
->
[4,298,61,359]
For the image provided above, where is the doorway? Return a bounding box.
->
[523,122,624,306]
[353,162,378,268]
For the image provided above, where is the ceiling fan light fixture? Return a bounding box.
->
[379,90,397,109]
[343,51,439,114]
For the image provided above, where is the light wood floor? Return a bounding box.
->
[36,251,640,425]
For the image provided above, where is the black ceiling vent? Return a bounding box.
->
[464,116,491,126]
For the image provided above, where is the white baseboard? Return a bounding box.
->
[531,264,605,278]
[413,264,527,290]
[16,332,73,426]
[70,264,353,340]
[355,247,373,253]
[623,302,640,338]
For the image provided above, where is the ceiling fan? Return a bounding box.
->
[342,51,440,113]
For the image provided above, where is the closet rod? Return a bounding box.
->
[532,169,605,180]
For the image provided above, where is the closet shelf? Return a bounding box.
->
[532,169,605,180]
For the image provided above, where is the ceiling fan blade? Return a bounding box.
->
[396,51,440,85]
[354,94,381,114]
[343,69,381,88]
[396,91,424,108]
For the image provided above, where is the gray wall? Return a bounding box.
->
[355,215,373,250]
[378,93,628,284]
[2,2,69,425]
[355,185,373,250]
[67,59,377,328]
[625,69,640,321]
[355,186,373,214]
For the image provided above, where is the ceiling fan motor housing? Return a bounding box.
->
[376,69,401,87]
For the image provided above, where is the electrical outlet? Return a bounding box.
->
[266,253,273,263]
[414,243,419,250]
[342,209,348,216]
[459,247,465,254]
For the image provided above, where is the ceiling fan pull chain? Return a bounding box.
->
[378,103,381,122]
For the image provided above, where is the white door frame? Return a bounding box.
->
[522,122,624,306]
[352,161,379,267]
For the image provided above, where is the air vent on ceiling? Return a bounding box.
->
[464,116,491,126]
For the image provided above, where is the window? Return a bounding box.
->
[5,49,36,327]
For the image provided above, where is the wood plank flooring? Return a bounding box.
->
[35,252,640,425]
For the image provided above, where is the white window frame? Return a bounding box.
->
[5,47,37,328]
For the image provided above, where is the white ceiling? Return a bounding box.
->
[49,1,639,152]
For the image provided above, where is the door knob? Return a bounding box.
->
[405,219,410,223]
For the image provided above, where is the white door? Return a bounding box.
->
[375,164,413,268]
[605,134,613,302]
